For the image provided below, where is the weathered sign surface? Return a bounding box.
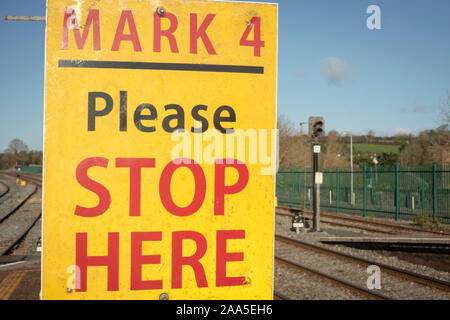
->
[43,0,277,299]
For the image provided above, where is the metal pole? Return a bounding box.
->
[304,137,307,210]
[312,143,320,231]
[343,131,354,206]
[433,164,437,221]
[363,165,367,217]
[5,16,45,22]
[395,164,400,221]
[299,122,307,211]
[421,171,425,210]
[314,183,320,231]
[336,167,340,214]
[350,134,354,205]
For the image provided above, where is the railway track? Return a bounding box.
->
[275,255,391,300]
[276,205,450,236]
[0,180,9,198]
[0,172,42,257]
[1,172,42,187]
[273,290,292,300]
[0,184,37,225]
[276,209,398,235]
[274,234,450,300]
[1,213,42,256]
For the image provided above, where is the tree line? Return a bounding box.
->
[0,139,42,170]
[277,116,449,169]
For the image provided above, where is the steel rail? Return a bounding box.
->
[20,177,42,186]
[0,180,10,198]
[274,255,391,300]
[276,206,450,236]
[0,172,42,187]
[275,210,398,235]
[1,212,42,256]
[275,234,450,292]
[273,290,292,300]
[0,184,38,224]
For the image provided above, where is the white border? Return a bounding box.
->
[40,0,48,301]
[271,2,279,301]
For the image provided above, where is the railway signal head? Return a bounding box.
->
[308,117,325,138]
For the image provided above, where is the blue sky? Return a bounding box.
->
[0,0,449,151]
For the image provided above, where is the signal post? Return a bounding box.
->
[308,117,324,232]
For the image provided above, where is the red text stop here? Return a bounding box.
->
[74,157,249,292]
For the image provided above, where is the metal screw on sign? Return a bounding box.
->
[156,7,166,16]
[246,20,252,26]
[66,288,73,293]
[159,293,169,300]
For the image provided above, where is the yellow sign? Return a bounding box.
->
[42,0,277,300]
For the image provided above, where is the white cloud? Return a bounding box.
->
[320,57,349,85]
[413,105,438,113]
[399,104,439,113]
[393,128,412,135]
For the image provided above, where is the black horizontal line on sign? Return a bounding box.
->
[58,60,264,74]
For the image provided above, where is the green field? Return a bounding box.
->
[348,144,401,155]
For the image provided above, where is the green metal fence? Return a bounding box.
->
[276,165,450,223]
